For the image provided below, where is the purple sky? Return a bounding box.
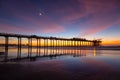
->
[0,0,120,45]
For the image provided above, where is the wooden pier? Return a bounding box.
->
[0,32,101,62]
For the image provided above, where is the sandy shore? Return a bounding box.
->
[0,59,120,80]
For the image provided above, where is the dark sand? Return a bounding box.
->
[0,58,120,80]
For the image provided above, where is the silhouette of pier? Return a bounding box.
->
[0,32,101,62]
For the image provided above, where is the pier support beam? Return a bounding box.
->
[4,36,9,61]
[30,38,32,57]
[36,38,39,56]
[28,38,30,57]
[17,37,22,59]
[38,39,41,56]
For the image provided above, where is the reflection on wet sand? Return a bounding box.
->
[94,47,96,56]
[0,46,97,62]
[0,47,120,80]
[1,46,120,80]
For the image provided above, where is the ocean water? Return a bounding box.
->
[0,47,120,80]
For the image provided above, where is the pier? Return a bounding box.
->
[0,32,101,62]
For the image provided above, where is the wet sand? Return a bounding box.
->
[0,57,120,80]
[0,47,120,80]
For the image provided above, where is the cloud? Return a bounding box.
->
[0,0,64,34]
[45,0,120,36]
[78,17,120,37]
[0,23,31,34]
[75,0,120,36]
[0,0,120,37]
[0,22,64,34]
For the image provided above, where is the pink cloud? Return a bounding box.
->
[78,17,120,37]
[0,24,33,34]
[0,22,64,34]
[75,0,120,36]
[1,0,120,37]
[50,0,120,33]
[0,0,64,34]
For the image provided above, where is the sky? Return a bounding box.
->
[0,0,120,46]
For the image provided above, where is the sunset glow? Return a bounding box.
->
[0,1,120,80]
[0,0,120,46]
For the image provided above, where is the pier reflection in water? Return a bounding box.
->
[0,46,97,62]
[0,32,102,62]
[1,46,120,80]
